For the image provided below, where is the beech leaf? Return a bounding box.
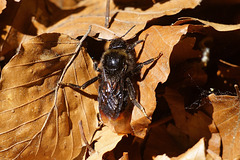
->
[87,126,123,160]
[174,138,206,160]
[153,138,206,160]
[0,0,6,14]
[208,90,240,160]
[175,17,240,32]
[46,0,202,40]
[128,25,190,138]
[0,33,98,159]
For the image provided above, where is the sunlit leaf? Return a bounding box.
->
[0,33,98,159]
[209,91,240,160]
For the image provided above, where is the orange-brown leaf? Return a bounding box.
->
[176,17,240,32]
[0,33,98,159]
[87,126,123,160]
[0,0,6,14]
[47,0,202,40]
[129,25,190,138]
[173,138,206,160]
[153,138,206,160]
[208,92,240,160]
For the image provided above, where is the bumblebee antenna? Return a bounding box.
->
[120,25,136,38]
[97,25,136,41]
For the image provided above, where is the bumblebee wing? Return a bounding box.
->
[98,79,126,119]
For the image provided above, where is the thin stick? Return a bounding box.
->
[105,0,110,28]
[79,121,95,153]
[57,26,92,86]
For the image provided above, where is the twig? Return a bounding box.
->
[79,121,95,154]
[57,25,92,85]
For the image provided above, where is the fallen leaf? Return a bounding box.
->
[207,121,221,156]
[153,138,206,160]
[0,0,6,14]
[206,149,222,160]
[0,0,40,59]
[0,33,98,159]
[46,0,202,40]
[208,90,240,160]
[164,87,211,146]
[119,152,129,160]
[176,17,240,32]
[87,126,123,160]
[207,133,221,159]
[144,125,184,159]
[129,25,190,138]
[153,154,171,160]
[0,0,84,59]
[49,0,82,10]
[173,138,206,160]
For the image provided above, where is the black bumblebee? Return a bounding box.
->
[62,37,161,121]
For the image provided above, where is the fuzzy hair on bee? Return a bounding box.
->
[61,33,162,121]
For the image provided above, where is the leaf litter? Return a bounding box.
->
[0,0,240,159]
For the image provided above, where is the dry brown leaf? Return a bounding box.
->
[49,0,82,10]
[154,154,171,160]
[129,25,190,138]
[0,0,41,58]
[153,138,206,160]
[207,122,221,157]
[144,125,183,159]
[46,0,202,39]
[87,126,123,160]
[175,17,240,32]
[0,0,6,14]
[165,87,211,146]
[208,92,240,160]
[119,152,129,160]
[207,135,221,158]
[206,149,222,160]
[0,0,83,58]
[172,138,206,160]
[0,33,98,159]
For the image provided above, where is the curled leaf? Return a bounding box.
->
[176,17,240,32]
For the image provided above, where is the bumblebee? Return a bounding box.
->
[62,37,161,122]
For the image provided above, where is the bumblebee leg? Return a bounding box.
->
[135,53,163,72]
[128,39,144,50]
[126,78,151,120]
[60,76,99,90]
[129,34,149,50]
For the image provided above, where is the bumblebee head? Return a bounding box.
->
[102,50,126,75]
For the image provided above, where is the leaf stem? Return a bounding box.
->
[234,84,240,100]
